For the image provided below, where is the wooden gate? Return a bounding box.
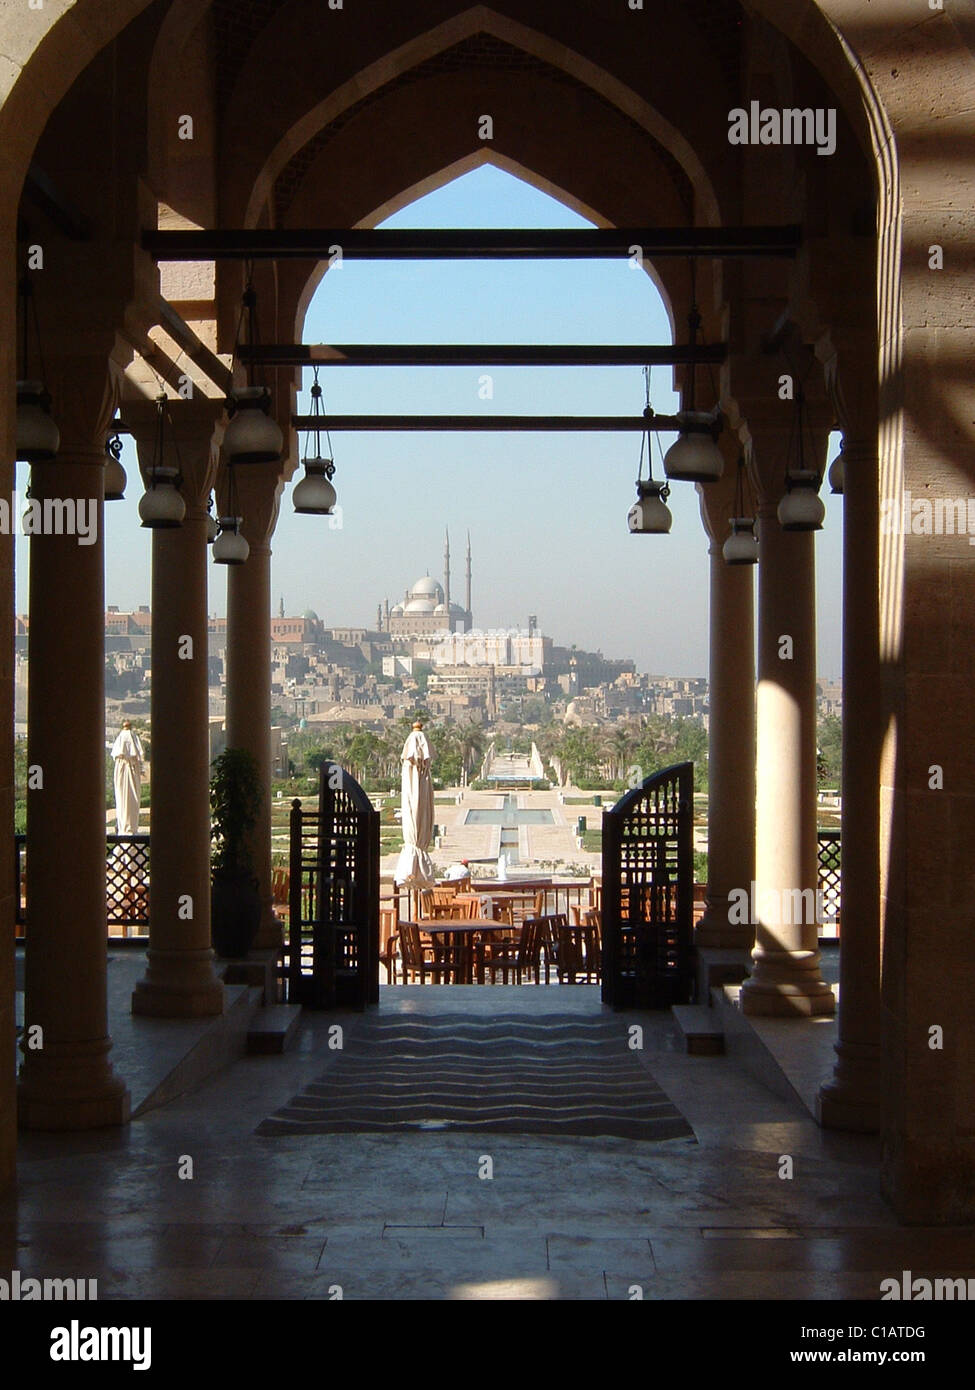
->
[601,762,694,1009]
[287,762,379,1009]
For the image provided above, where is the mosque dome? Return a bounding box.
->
[302,609,320,621]
[411,575,442,599]
[390,603,405,617]
[404,597,437,614]
[433,603,449,615]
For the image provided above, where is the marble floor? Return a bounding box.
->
[3,977,975,1301]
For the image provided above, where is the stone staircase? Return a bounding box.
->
[220,948,302,1055]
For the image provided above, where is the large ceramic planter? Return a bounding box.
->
[211,868,261,959]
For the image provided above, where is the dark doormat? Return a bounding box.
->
[257,1013,694,1141]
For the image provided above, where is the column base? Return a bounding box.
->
[131,948,225,1018]
[18,1037,130,1131]
[254,903,283,952]
[695,897,755,952]
[817,1040,881,1132]
[740,946,836,1017]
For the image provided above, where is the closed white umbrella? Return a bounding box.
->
[395,720,436,891]
[111,721,145,835]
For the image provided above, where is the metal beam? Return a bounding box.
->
[291,414,688,432]
[243,342,726,368]
[143,226,801,261]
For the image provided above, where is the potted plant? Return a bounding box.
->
[210,747,262,958]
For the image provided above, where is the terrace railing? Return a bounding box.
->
[15,833,150,938]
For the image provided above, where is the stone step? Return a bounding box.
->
[671,1003,725,1056]
[246,1004,303,1055]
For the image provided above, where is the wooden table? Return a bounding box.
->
[423,918,517,984]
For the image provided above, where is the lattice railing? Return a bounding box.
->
[15,833,150,937]
[817,828,841,933]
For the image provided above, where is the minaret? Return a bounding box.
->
[465,530,472,624]
[377,603,382,632]
[279,595,284,618]
[443,527,451,615]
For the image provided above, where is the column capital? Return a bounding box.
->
[697,434,751,548]
[126,395,226,511]
[216,461,282,548]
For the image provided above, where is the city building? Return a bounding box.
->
[380,530,473,637]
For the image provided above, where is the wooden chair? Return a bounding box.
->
[379,905,399,983]
[480,917,547,985]
[271,866,290,925]
[557,909,601,984]
[536,912,569,981]
[398,921,441,983]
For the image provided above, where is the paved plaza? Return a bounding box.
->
[5,955,974,1302]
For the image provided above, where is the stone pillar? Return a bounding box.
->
[0,214,17,1185]
[740,435,834,1017]
[129,398,225,1017]
[817,433,882,1128]
[696,462,756,952]
[18,349,130,1128]
[220,463,281,949]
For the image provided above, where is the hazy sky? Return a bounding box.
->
[21,165,844,678]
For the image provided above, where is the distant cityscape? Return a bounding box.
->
[13,528,843,747]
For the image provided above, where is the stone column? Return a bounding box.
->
[696,460,756,953]
[18,349,130,1128]
[817,422,882,1126]
[740,432,834,1017]
[0,214,17,1183]
[129,397,225,1017]
[220,462,281,949]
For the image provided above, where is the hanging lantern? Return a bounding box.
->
[224,281,282,464]
[778,470,825,531]
[104,430,127,501]
[722,455,759,564]
[223,385,283,465]
[628,380,672,534]
[777,382,826,531]
[16,278,59,462]
[723,518,759,564]
[293,457,337,515]
[16,381,60,463]
[138,395,186,529]
[212,516,249,565]
[828,440,845,495]
[662,287,723,483]
[205,495,219,544]
[294,368,337,515]
[628,479,672,535]
[139,467,185,528]
[663,411,725,483]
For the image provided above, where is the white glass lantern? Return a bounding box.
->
[828,443,845,495]
[778,470,825,531]
[663,412,724,483]
[627,479,672,535]
[223,387,283,465]
[104,434,127,501]
[16,380,59,463]
[293,456,337,515]
[723,517,759,565]
[213,517,249,565]
[139,466,185,528]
